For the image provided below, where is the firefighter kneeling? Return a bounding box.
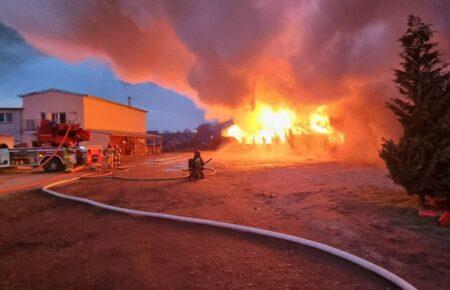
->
[189,150,205,180]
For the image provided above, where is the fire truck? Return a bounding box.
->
[0,120,102,172]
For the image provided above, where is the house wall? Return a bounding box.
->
[21,91,84,145]
[0,109,21,143]
[83,96,146,133]
[85,131,111,148]
[0,135,14,148]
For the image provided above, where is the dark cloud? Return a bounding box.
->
[0,21,36,75]
[289,0,450,103]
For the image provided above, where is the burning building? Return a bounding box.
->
[222,103,344,156]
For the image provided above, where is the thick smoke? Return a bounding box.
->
[0,0,449,162]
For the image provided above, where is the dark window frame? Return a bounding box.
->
[25,119,35,131]
[59,112,66,124]
[51,113,59,123]
[0,113,13,124]
[51,112,67,124]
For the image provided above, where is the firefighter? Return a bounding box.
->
[189,149,205,180]
[113,144,122,168]
[103,143,116,169]
[63,145,75,173]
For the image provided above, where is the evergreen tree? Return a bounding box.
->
[380,15,450,207]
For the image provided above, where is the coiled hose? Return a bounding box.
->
[41,168,416,290]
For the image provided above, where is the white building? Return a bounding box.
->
[0,89,150,154]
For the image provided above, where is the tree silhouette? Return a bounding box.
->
[380,15,450,207]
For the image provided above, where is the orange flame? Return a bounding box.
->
[223,103,344,146]
[309,106,334,134]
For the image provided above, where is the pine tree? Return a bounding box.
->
[380,15,450,208]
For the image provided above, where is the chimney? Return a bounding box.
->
[127,96,132,106]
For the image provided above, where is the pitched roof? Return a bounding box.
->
[18,88,148,113]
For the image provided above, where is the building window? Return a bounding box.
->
[41,112,46,120]
[51,112,66,124]
[51,113,58,123]
[60,112,66,124]
[0,113,13,123]
[25,119,35,131]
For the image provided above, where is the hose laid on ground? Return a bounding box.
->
[41,170,416,290]
[82,160,216,181]
[111,166,216,181]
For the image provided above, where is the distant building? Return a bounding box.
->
[0,108,22,144]
[0,88,151,154]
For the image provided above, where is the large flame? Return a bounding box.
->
[309,106,334,134]
[223,103,343,146]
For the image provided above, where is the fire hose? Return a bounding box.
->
[81,157,216,181]
[41,167,416,290]
[109,159,216,181]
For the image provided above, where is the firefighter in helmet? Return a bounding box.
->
[189,149,205,179]
[113,144,122,168]
[103,143,116,169]
[63,145,75,173]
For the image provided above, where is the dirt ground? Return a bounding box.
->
[0,168,72,195]
[0,153,449,289]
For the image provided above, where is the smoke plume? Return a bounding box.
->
[0,0,449,162]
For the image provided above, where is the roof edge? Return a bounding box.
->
[84,95,148,113]
[18,88,87,98]
[88,129,148,137]
[17,88,148,113]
